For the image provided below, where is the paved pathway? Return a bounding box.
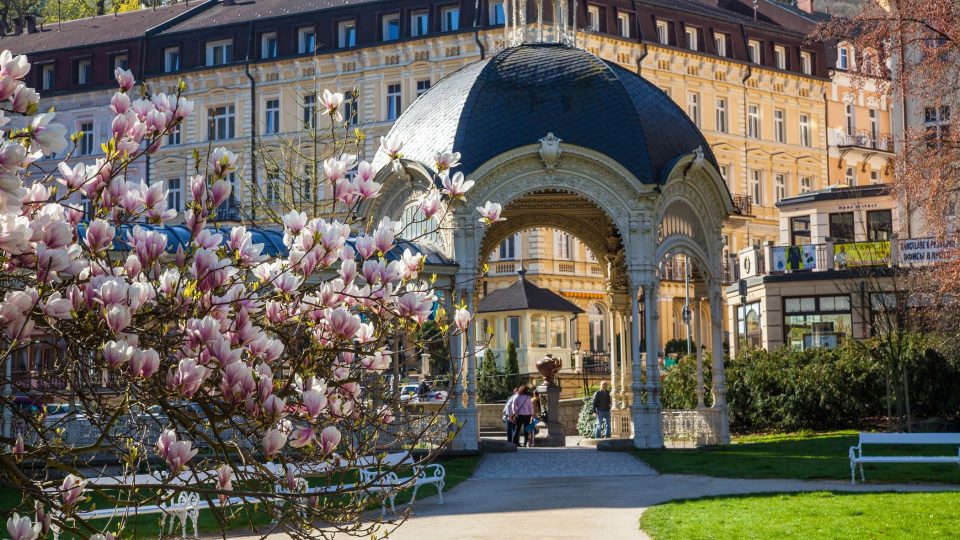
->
[228,447,960,539]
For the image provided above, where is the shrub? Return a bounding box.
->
[661,353,712,409]
[505,340,520,389]
[576,396,597,437]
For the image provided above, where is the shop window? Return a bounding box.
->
[783,295,852,350]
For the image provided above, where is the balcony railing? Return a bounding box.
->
[831,129,892,152]
[732,194,752,215]
[215,203,243,222]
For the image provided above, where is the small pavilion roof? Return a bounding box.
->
[477,272,584,314]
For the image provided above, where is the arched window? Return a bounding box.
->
[588,303,606,352]
[400,203,444,248]
[531,316,546,348]
[550,316,567,348]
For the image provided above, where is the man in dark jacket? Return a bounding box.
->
[592,381,612,438]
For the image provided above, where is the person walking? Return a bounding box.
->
[509,386,534,447]
[502,386,520,442]
[592,381,612,439]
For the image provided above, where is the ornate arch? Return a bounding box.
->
[478,213,610,270]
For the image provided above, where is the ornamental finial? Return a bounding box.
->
[504,0,579,48]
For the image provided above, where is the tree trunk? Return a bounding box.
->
[902,361,912,433]
[96,0,106,15]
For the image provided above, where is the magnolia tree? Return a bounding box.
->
[0,51,500,539]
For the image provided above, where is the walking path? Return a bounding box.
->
[229,447,960,539]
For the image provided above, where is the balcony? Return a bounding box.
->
[215,201,243,222]
[831,129,893,152]
[732,194,753,215]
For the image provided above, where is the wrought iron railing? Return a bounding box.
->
[731,194,752,215]
[832,129,892,152]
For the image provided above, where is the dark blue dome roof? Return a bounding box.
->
[375,44,716,184]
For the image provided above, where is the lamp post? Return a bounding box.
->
[574,339,582,373]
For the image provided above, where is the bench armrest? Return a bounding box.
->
[416,463,446,482]
[849,444,861,461]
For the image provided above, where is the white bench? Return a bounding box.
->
[849,432,960,484]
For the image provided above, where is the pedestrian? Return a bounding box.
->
[509,386,534,447]
[592,381,612,439]
[417,380,431,401]
[502,386,520,442]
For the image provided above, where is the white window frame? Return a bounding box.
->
[164,47,180,72]
[750,169,763,206]
[800,51,812,75]
[748,104,761,139]
[261,33,278,59]
[656,20,669,45]
[555,231,573,260]
[845,166,856,185]
[870,170,881,185]
[113,54,128,72]
[343,93,358,126]
[382,14,400,41]
[617,12,630,38]
[774,108,786,143]
[264,98,280,135]
[838,46,849,70]
[499,234,518,260]
[416,79,431,98]
[387,83,402,120]
[206,39,233,66]
[748,40,761,64]
[167,124,181,146]
[265,169,281,205]
[685,26,699,51]
[775,172,787,202]
[41,64,55,90]
[77,59,91,85]
[687,92,700,127]
[714,32,728,57]
[587,5,601,32]
[800,176,812,194]
[800,113,812,147]
[845,103,856,135]
[77,121,95,156]
[715,97,727,133]
[298,27,317,55]
[774,45,786,70]
[303,94,316,129]
[490,1,505,25]
[411,10,429,37]
[207,104,236,141]
[338,20,357,48]
[441,5,460,32]
[167,178,183,212]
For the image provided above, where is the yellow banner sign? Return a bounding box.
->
[834,242,891,268]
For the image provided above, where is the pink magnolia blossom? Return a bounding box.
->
[420,191,442,219]
[129,347,160,378]
[60,474,86,509]
[262,428,287,458]
[156,429,198,473]
[396,291,435,324]
[29,113,66,155]
[84,219,116,254]
[319,425,341,455]
[40,292,72,320]
[114,67,135,92]
[476,201,505,224]
[380,136,403,160]
[361,351,390,371]
[262,395,286,421]
[6,513,40,540]
[441,171,474,198]
[103,340,134,369]
[288,426,316,449]
[321,89,344,122]
[215,464,233,505]
[373,217,401,254]
[379,406,395,424]
[209,147,239,178]
[12,433,24,458]
[0,51,30,80]
[168,358,209,398]
[104,304,132,334]
[302,388,328,418]
[455,307,471,332]
[110,91,131,115]
[11,86,38,114]
[434,151,461,172]
[326,307,361,339]
[57,162,87,191]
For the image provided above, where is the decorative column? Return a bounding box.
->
[693,297,705,408]
[607,299,618,403]
[618,311,629,409]
[629,282,646,447]
[644,281,663,447]
[709,283,730,443]
[447,285,463,410]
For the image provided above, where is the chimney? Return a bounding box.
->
[13,18,23,36]
[26,15,38,34]
[797,0,814,14]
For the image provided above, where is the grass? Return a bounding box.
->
[641,491,960,540]
[635,431,960,483]
[1,455,481,537]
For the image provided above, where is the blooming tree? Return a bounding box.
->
[0,50,493,539]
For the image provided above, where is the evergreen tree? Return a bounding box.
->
[477,349,504,403]
[576,396,597,437]
[505,340,520,390]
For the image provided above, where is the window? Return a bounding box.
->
[261,33,278,59]
[748,40,761,64]
[302,94,316,129]
[867,210,893,241]
[719,164,730,185]
[737,301,762,349]
[773,45,786,70]
[838,46,849,69]
[297,168,315,204]
[870,170,881,185]
[387,83,402,120]
[869,109,878,141]
[550,316,567,348]
[167,178,182,212]
[78,121,94,156]
[40,64,54,90]
[748,104,761,139]
[686,92,700,127]
[714,32,728,57]
[490,1,505,25]
[76,59,91,85]
[587,5,601,32]
[656,20,669,45]
[800,51,812,75]
[588,304,607,352]
[829,212,855,243]
[222,172,240,213]
[441,5,460,32]
[207,105,236,141]
[265,168,281,205]
[845,103,855,135]
[264,99,280,134]
[775,173,787,202]
[555,231,573,260]
[684,26,699,51]
[338,20,357,48]
[416,79,431,98]
[924,106,950,148]
[774,109,786,143]
[800,176,812,194]
[411,10,429,37]
[617,12,631,38]
[531,316,546,347]
[790,216,811,246]
[206,39,233,66]
[167,125,181,146]
[112,54,128,71]
[298,27,316,54]
[749,169,762,206]
[383,14,400,41]
[784,295,852,350]
[715,98,727,133]
[343,93,358,125]
[799,113,812,147]
[164,47,180,72]
[508,316,521,348]
[845,166,856,185]
[499,235,517,260]
[80,195,92,219]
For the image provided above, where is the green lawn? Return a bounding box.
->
[635,431,960,483]
[1,455,481,537]
[641,491,960,540]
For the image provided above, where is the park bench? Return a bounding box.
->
[848,432,960,484]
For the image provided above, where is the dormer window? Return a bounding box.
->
[800,51,813,75]
[75,59,91,85]
[164,47,180,72]
[774,45,787,70]
[714,32,729,57]
[411,10,429,37]
[206,39,233,66]
[748,40,762,64]
[261,33,278,59]
[298,27,316,54]
[685,26,700,51]
[616,11,631,38]
[655,20,669,45]
[441,5,460,32]
[383,14,400,41]
[838,45,849,69]
[490,1,505,25]
[587,5,601,32]
[338,20,357,48]
[40,64,55,90]
[112,54,128,71]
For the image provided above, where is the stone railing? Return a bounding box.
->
[661,408,723,448]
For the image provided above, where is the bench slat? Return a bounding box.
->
[855,456,960,463]
[858,433,960,445]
